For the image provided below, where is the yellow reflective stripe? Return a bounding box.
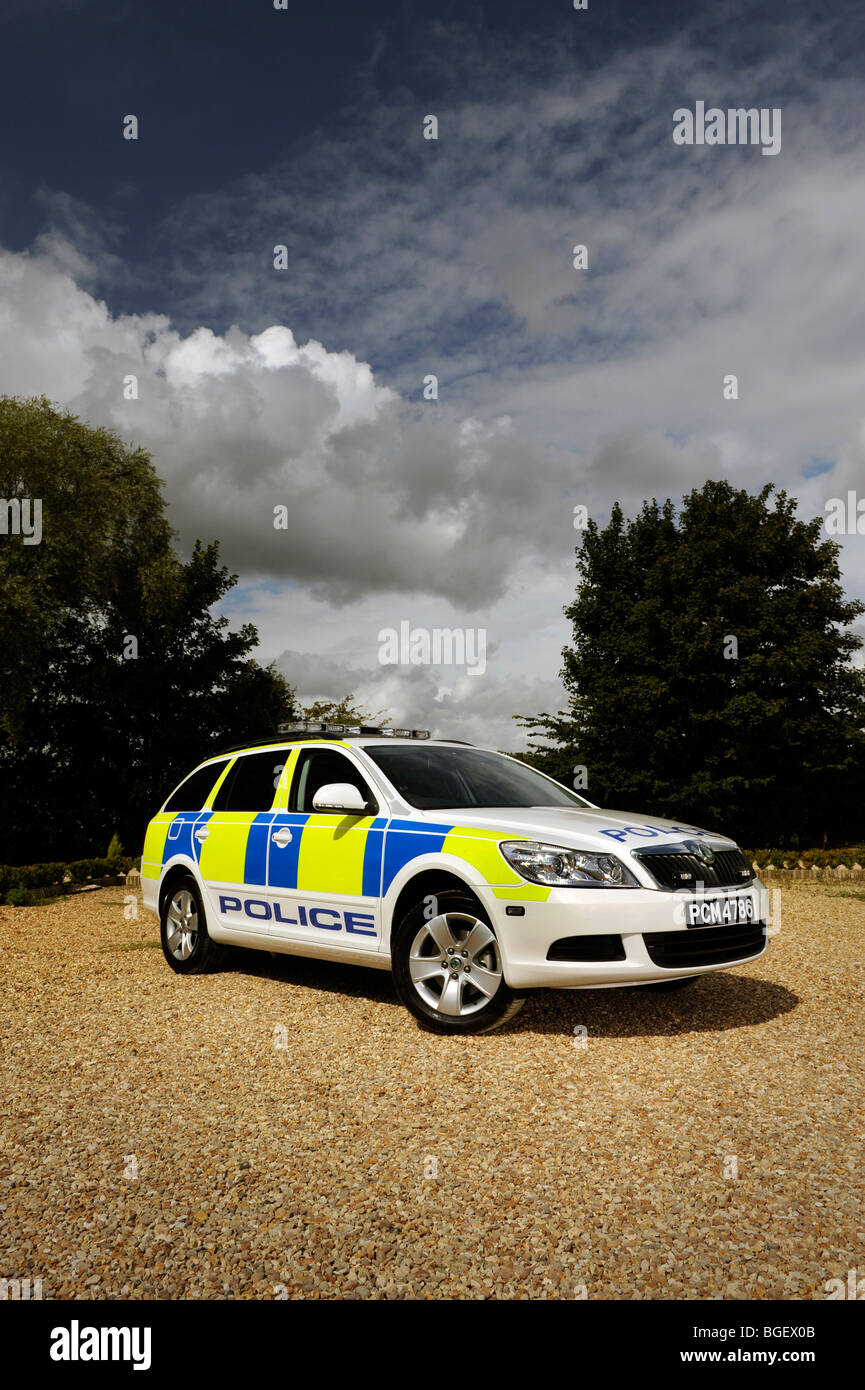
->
[490,882,551,902]
[198,811,259,882]
[441,827,552,901]
[442,827,521,884]
[142,814,174,878]
[274,747,299,809]
[296,816,375,895]
[203,758,235,808]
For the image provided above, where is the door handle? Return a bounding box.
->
[272,827,293,847]
[194,826,210,842]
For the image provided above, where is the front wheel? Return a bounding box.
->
[391,890,525,1035]
[160,875,225,974]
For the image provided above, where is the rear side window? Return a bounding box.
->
[211,750,284,812]
[163,760,229,813]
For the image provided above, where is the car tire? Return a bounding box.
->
[640,975,700,991]
[160,874,225,975]
[391,888,525,1035]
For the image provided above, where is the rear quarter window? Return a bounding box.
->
[162,759,229,813]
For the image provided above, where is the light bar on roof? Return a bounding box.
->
[276,721,430,739]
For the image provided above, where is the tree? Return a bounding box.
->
[0,397,296,862]
[518,481,865,847]
[300,694,389,726]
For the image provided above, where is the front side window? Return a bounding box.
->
[362,745,592,811]
[162,759,230,813]
[290,748,377,814]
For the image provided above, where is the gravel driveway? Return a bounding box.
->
[1,884,862,1299]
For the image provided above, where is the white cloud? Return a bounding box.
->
[0,245,575,606]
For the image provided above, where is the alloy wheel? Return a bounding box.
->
[408,911,503,1017]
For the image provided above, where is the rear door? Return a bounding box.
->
[144,758,231,888]
[197,749,284,933]
[267,745,386,951]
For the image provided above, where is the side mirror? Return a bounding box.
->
[311,782,369,814]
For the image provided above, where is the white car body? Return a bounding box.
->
[141,736,769,998]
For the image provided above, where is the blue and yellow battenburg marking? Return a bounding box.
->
[141,752,550,901]
[145,811,549,898]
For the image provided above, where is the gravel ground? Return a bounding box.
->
[1,884,863,1300]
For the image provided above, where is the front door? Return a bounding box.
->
[267,745,385,951]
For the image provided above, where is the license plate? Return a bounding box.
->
[686,895,755,927]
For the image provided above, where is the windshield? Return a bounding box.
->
[362,745,593,811]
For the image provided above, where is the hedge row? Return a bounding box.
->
[747,847,865,869]
[0,857,137,893]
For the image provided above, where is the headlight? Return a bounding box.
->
[499,840,640,888]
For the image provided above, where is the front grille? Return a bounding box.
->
[547,934,626,962]
[633,846,753,891]
[644,922,766,969]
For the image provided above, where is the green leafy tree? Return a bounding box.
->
[518,481,865,846]
[0,396,296,862]
[301,694,389,726]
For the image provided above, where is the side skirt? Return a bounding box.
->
[209,923,393,971]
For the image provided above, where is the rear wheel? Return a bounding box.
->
[160,875,224,974]
[392,889,524,1035]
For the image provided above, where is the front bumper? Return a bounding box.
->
[480,880,769,989]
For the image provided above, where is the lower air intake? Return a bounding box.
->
[644,923,766,969]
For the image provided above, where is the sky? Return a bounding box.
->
[2,0,865,748]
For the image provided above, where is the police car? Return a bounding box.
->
[141,726,768,1035]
